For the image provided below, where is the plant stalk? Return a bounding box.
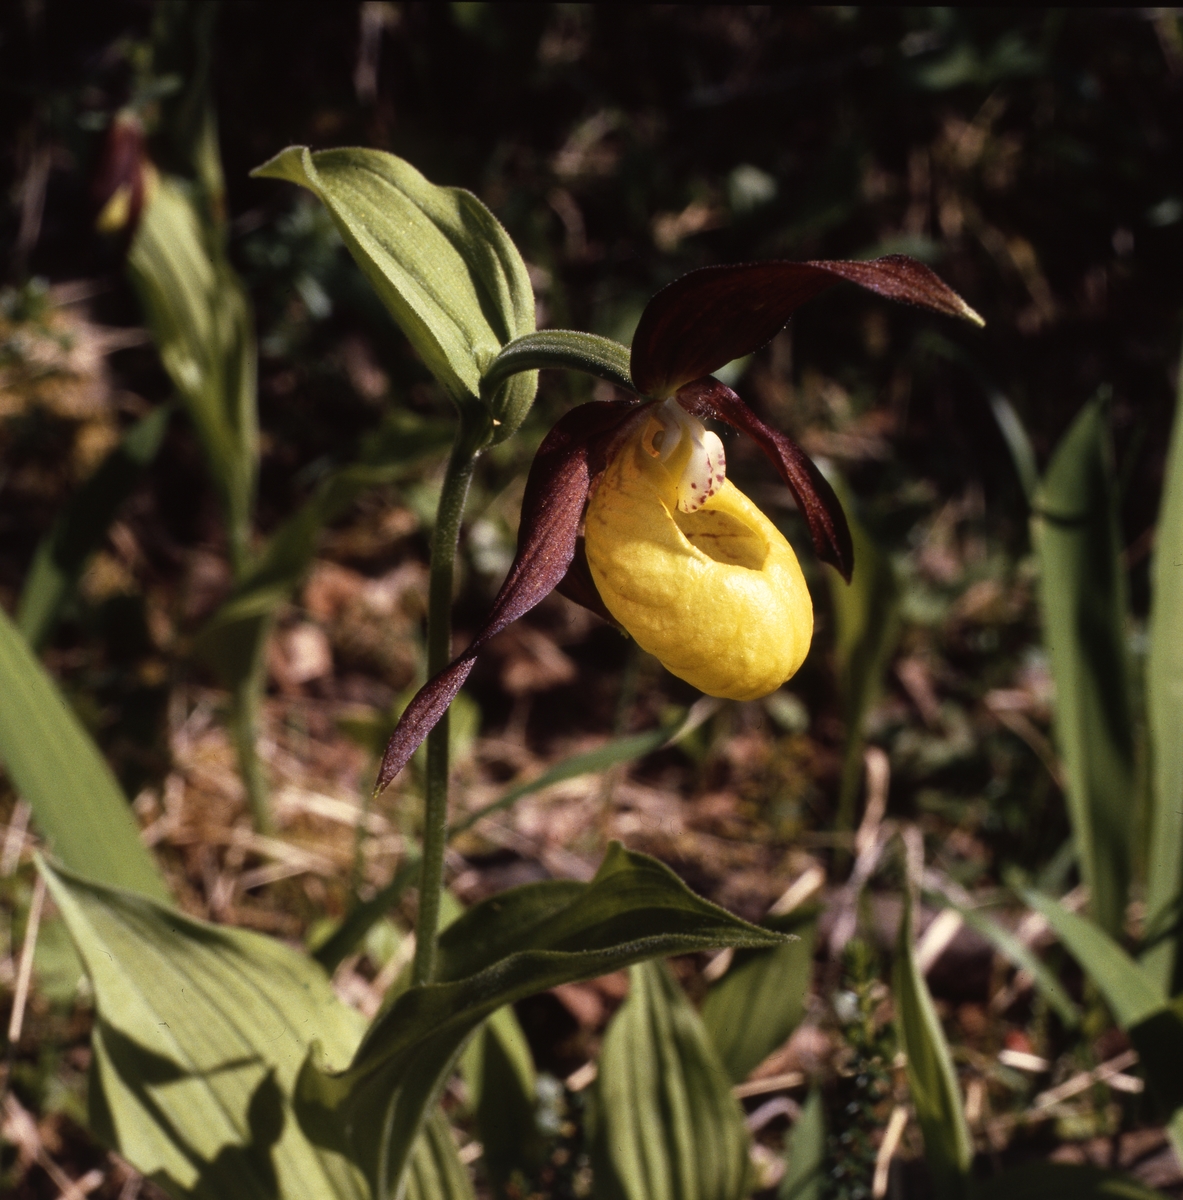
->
[411,418,484,986]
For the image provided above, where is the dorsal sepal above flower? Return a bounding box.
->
[630,255,984,398]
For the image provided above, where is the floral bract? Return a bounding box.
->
[376,255,981,792]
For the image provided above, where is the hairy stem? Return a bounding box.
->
[411,419,484,986]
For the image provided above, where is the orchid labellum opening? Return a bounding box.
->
[376,254,982,793]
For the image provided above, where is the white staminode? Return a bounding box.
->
[641,398,727,513]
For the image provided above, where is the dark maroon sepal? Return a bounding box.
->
[375,400,641,792]
[677,378,854,581]
[630,256,983,398]
[555,537,622,628]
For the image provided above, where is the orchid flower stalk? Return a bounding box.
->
[374,253,980,978]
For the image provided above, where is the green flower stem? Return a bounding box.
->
[481,330,636,402]
[411,416,487,986]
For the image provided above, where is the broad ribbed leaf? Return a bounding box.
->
[0,608,169,904]
[18,404,171,651]
[252,146,536,437]
[894,892,971,1200]
[481,330,636,399]
[128,175,257,567]
[1145,359,1183,993]
[779,1089,825,1200]
[41,859,367,1200]
[1033,399,1135,936]
[292,844,783,1200]
[676,379,853,579]
[376,399,641,791]
[702,910,815,1084]
[972,1162,1169,1199]
[630,256,983,399]
[589,960,750,1200]
[405,1111,476,1200]
[460,1006,540,1196]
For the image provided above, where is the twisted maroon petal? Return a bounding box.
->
[376,399,641,792]
[631,256,983,398]
[677,378,854,581]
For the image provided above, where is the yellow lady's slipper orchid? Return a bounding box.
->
[376,254,981,792]
[585,399,811,699]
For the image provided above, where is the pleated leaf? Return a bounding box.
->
[590,960,750,1200]
[292,844,781,1200]
[128,175,257,566]
[252,146,536,437]
[779,1089,825,1200]
[702,910,815,1084]
[42,858,367,1200]
[1145,359,1183,993]
[0,609,169,904]
[894,892,971,1200]
[1032,398,1136,936]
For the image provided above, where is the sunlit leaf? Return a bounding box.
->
[41,858,367,1200]
[702,909,816,1083]
[589,960,750,1200]
[1033,397,1136,936]
[779,1088,825,1200]
[292,843,783,1200]
[17,403,172,651]
[894,891,971,1200]
[128,175,257,569]
[1145,357,1183,994]
[0,608,170,904]
[252,146,536,437]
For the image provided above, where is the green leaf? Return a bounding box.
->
[292,844,782,1200]
[1021,891,1183,1155]
[702,910,815,1084]
[894,891,971,1200]
[129,175,257,569]
[0,606,170,904]
[1032,397,1136,936]
[589,960,750,1200]
[779,1088,825,1200]
[252,146,536,437]
[988,392,1039,506]
[972,1162,1169,1200]
[826,474,901,834]
[927,897,1080,1028]
[405,1110,476,1200]
[460,1006,541,1196]
[17,403,172,651]
[1145,356,1183,993]
[40,857,368,1200]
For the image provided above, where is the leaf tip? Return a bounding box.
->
[250,145,316,188]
